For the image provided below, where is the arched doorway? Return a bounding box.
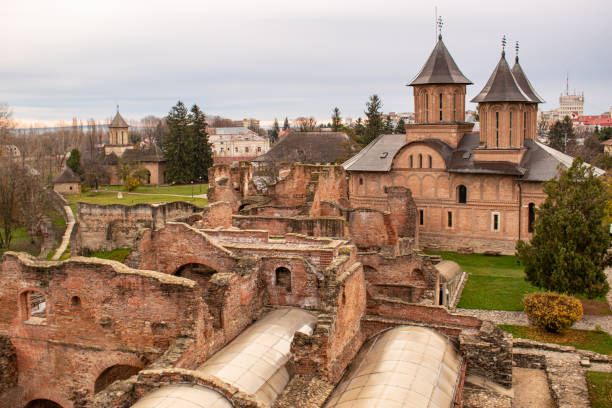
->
[24,399,63,408]
[94,364,141,394]
[175,263,222,329]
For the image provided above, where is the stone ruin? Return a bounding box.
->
[0,161,520,408]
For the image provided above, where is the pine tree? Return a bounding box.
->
[163,101,194,183]
[191,104,212,182]
[516,157,611,298]
[331,107,342,131]
[363,95,384,145]
[354,118,365,139]
[283,117,290,131]
[66,148,82,175]
[269,119,280,144]
[395,118,406,134]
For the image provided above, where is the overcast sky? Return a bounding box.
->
[2,0,611,127]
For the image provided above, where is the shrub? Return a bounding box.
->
[523,292,583,333]
[124,175,140,192]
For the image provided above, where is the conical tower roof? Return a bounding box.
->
[408,36,472,86]
[471,52,531,103]
[511,58,545,103]
[109,111,129,128]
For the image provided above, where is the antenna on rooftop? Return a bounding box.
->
[501,35,507,57]
[515,41,519,63]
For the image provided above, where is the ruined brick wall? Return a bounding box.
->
[232,215,348,238]
[384,186,418,241]
[72,201,203,254]
[130,223,240,275]
[309,166,348,217]
[260,257,320,309]
[348,209,397,250]
[0,252,207,408]
[266,164,321,207]
[419,233,517,255]
[0,335,17,399]
[198,201,232,229]
[207,164,243,210]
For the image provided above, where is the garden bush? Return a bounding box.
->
[523,292,583,332]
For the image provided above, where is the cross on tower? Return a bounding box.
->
[437,16,443,40]
[515,41,520,62]
[501,35,507,57]
[116,104,119,113]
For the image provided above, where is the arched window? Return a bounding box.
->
[359,177,363,185]
[457,185,467,203]
[425,94,429,122]
[528,203,536,233]
[70,296,81,308]
[453,92,457,121]
[439,93,443,121]
[275,267,292,293]
[428,155,432,168]
[509,111,513,146]
[524,111,528,139]
[418,154,423,168]
[495,112,500,147]
[94,365,142,394]
[409,155,413,168]
[24,399,63,408]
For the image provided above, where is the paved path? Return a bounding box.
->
[456,308,612,336]
[51,204,75,261]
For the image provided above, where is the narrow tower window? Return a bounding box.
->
[453,93,457,121]
[419,209,424,226]
[457,185,467,203]
[496,112,500,147]
[524,111,527,139]
[509,111,513,146]
[426,94,429,122]
[419,154,423,168]
[447,211,453,228]
[410,155,413,168]
[428,155,432,168]
[439,93,443,121]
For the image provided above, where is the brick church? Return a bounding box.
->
[344,34,602,254]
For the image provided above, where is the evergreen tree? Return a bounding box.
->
[283,117,290,131]
[383,115,394,134]
[163,101,195,183]
[363,95,384,145]
[66,148,82,175]
[268,118,280,144]
[191,104,213,182]
[395,118,406,134]
[548,116,575,152]
[331,107,342,131]
[354,118,365,139]
[516,157,611,298]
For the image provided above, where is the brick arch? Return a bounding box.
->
[91,354,146,394]
[24,399,64,408]
[94,364,142,394]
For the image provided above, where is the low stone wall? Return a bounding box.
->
[420,232,517,255]
[73,201,204,254]
[232,215,348,238]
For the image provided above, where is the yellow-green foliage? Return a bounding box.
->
[523,292,583,333]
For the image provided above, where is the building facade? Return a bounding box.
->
[343,35,600,254]
[209,127,270,164]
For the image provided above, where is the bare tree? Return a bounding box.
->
[294,116,317,132]
[0,104,14,146]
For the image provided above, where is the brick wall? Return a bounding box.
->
[232,215,348,238]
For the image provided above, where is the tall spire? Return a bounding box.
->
[511,42,545,104]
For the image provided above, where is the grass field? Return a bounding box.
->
[428,251,610,312]
[89,248,132,263]
[0,227,41,257]
[500,324,612,356]
[103,184,208,196]
[64,191,208,214]
[586,371,612,408]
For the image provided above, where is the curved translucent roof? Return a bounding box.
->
[196,308,316,406]
[325,326,461,408]
[435,261,463,282]
[130,384,232,408]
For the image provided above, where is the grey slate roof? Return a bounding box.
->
[253,132,361,164]
[511,59,545,104]
[408,37,472,86]
[471,53,532,103]
[109,112,129,128]
[53,167,81,183]
[343,131,603,181]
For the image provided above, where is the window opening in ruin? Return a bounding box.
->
[175,263,222,329]
[447,211,453,228]
[492,212,500,231]
[428,155,432,168]
[410,155,413,168]
[419,209,424,226]
[509,111,513,146]
[426,94,429,122]
[496,111,500,147]
[439,93,443,121]
[528,203,536,233]
[70,296,81,308]
[24,399,64,408]
[419,154,423,168]
[22,290,47,323]
[275,267,292,293]
[457,185,467,204]
[94,365,141,394]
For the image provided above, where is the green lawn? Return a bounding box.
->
[89,248,132,263]
[64,191,208,214]
[0,227,41,257]
[500,324,612,356]
[102,184,208,196]
[586,371,612,408]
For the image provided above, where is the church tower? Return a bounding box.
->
[408,33,472,124]
[108,107,129,145]
[471,39,542,150]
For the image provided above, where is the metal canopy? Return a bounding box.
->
[130,384,233,408]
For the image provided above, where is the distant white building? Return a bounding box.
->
[209,127,270,164]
